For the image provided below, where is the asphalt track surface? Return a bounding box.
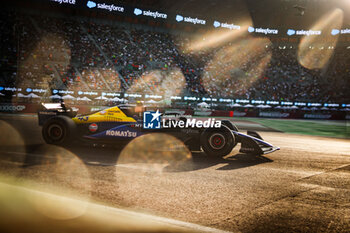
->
[0,114,350,232]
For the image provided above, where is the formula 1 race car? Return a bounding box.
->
[38,102,280,157]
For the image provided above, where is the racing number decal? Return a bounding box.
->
[78,116,89,121]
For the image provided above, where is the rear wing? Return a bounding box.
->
[233,131,280,155]
[38,102,77,126]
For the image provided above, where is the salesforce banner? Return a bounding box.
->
[176,15,206,25]
[86,0,124,13]
[36,1,350,36]
[133,8,167,19]
[50,0,76,5]
[213,21,240,30]
[287,29,322,36]
[331,28,350,35]
[248,26,278,35]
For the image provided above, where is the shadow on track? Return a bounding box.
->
[163,152,273,172]
[68,145,121,166]
[2,144,273,173]
[217,153,273,170]
[0,144,121,168]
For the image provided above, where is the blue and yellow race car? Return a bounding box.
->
[38,102,279,157]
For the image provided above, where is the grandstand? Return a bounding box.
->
[0,1,349,118]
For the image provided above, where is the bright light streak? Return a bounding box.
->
[118,133,192,172]
[127,68,186,104]
[17,33,71,97]
[298,8,344,69]
[202,37,272,97]
[27,145,92,220]
[184,24,250,52]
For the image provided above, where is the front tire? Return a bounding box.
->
[221,120,238,132]
[200,125,235,158]
[221,119,239,145]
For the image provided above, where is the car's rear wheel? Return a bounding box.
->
[47,123,65,141]
[42,116,76,145]
[200,125,235,158]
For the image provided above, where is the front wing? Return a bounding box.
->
[233,131,280,155]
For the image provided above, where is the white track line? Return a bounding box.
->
[0,182,232,233]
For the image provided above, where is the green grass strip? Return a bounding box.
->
[238,118,350,139]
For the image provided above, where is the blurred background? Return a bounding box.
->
[1,1,350,232]
[0,0,349,121]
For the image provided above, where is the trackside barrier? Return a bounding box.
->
[0,104,348,120]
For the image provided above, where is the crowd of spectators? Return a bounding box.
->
[0,11,17,88]
[0,10,349,104]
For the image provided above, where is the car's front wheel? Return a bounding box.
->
[200,125,235,158]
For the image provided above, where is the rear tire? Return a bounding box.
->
[200,125,235,158]
[42,116,76,145]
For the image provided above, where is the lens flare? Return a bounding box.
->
[16,33,71,100]
[177,0,253,53]
[116,134,193,206]
[80,68,121,92]
[24,145,91,220]
[184,24,250,52]
[0,179,193,233]
[298,8,344,70]
[118,133,192,172]
[202,37,272,97]
[127,68,186,104]
[0,120,26,175]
